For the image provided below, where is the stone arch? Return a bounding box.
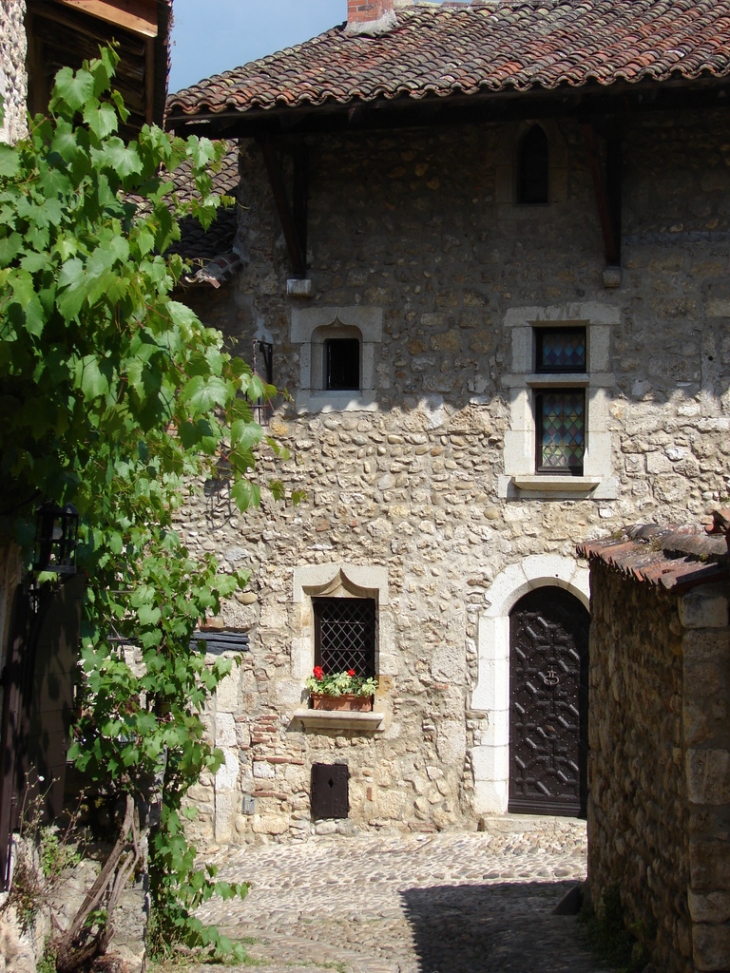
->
[470,554,589,815]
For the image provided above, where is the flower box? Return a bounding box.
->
[310,693,373,712]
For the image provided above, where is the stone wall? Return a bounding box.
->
[178,106,730,844]
[587,563,730,973]
[0,0,27,144]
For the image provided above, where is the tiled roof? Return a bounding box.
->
[577,519,729,592]
[168,141,243,286]
[167,0,730,120]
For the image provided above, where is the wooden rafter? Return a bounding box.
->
[55,0,159,37]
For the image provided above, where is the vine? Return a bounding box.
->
[0,48,293,966]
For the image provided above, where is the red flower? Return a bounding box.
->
[313,666,324,680]
[347,669,356,677]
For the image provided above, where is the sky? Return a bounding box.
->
[169,0,467,93]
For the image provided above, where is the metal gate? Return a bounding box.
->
[508,587,589,817]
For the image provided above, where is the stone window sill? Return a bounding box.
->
[292,708,384,732]
[513,475,602,492]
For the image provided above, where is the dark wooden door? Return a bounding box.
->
[509,587,589,817]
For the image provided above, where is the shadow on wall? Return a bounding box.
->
[399,881,594,973]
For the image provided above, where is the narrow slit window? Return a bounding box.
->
[325,338,360,391]
[518,125,549,205]
[314,598,376,677]
[535,389,585,475]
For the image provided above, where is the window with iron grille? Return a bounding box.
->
[314,598,376,677]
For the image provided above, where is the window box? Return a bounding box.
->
[310,692,373,712]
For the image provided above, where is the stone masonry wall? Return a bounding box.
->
[178,107,730,845]
[587,563,691,972]
[588,563,730,973]
[0,1,27,144]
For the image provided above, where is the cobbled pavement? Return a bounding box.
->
[185,817,616,973]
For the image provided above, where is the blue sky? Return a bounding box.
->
[169,1,466,92]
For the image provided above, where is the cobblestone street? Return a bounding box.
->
[187,817,615,973]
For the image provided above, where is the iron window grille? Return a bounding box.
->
[517,125,549,205]
[314,598,376,677]
[325,338,360,391]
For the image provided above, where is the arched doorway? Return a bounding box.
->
[508,587,589,817]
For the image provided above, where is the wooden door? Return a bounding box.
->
[509,587,589,817]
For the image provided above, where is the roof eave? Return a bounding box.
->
[166,73,730,139]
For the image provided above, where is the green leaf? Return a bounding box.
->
[75,354,111,400]
[0,233,22,268]
[83,100,119,140]
[57,257,88,320]
[0,144,19,178]
[52,66,95,113]
[182,375,229,415]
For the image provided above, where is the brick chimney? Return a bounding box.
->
[346,0,397,36]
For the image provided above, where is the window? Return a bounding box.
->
[290,306,383,413]
[325,338,360,391]
[535,327,586,373]
[534,326,586,476]
[499,302,618,499]
[314,598,376,677]
[535,389,585,475]
[517,125,549,204]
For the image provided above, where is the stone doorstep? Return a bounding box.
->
[478,813,588,836]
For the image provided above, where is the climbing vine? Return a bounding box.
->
[0,48,292,964]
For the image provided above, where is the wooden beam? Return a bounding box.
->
[145,36,155,125]
[54,0,158,37]
[582,122,620,266]
[292,146,309,274]
[260,137,306,278]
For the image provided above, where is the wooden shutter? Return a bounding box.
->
[311,763,349,820]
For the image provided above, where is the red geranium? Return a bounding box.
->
[347,669,356,676]
[313,666,324,680]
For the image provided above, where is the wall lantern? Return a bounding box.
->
[33,502,79,575]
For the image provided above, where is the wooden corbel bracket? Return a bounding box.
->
[259,136,308,279]
[582,122,622,269]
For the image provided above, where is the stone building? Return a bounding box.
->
[164,0,730,844]
[578,514,730,973]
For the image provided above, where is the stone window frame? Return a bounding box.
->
[291,306,383,414]
[498,301,619,500]
[291,564,393,731]
[470,554,590,816]
[495,120,569,212]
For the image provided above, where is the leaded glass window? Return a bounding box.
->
[535,390,585,475]
[314,598,376,677]
[536,327,586,373]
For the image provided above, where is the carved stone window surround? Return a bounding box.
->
[291,306,383,413]
[499,302,619,500]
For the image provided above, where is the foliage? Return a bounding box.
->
[0,47,298,962]
[305,666,377,698]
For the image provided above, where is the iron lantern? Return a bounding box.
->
[33,502,79,575]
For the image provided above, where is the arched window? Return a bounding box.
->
[517,125,549,204]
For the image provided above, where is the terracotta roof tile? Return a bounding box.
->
[167,0,730,119]
[577,522,729,592]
